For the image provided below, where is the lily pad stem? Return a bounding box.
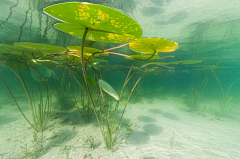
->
[80,28,112,150]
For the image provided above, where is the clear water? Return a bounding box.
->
[0,0,240,158]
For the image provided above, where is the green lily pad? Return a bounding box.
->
[5,60,30,70]
[99,79,119,100]
[56,53,84,61]
[14,42,67,58]
[55,53,108,64]
[34,59,59,69]
[89,59,108,63]
[169,60,202,65]
[30,64,52,82]
[0,44,24,57]
[67,46,108,56]
[87,75,96,87]
[43,2,142,42]
[129,38,178,55]
[125,55,160,60]
[78,74,96,88]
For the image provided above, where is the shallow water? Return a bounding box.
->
[0,0,240,158]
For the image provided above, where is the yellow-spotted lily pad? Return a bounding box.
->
[125,55,160,60]
[129,38,178,55]
[43,2,142,43]
[169,60,202,65]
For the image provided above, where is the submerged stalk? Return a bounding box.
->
[80,28,112,149]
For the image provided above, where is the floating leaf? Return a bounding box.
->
[99,79,119,100]
[5,60,29,70]
[129,38,178,55]
[57,53,108,64]
[0,44,24,57]
[34,60,59,69]
[30,64,52,82]
[125,55,159,60]
[14,42,67,58]
[57,53,86,61]
[67,46,108,56]
[43,2,142,43]
[169,60,202,65]
[89,59,108,63]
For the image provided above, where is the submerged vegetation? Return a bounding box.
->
[0,1,180,152]
[211,69,240,117]
[1,1,239,157]
[185,74,208,112]
[42,2,180,151]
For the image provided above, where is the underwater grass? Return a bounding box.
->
[1,60,51,132]
[211,69,240,117]
[51,68,70,111]
[186,76,208,111]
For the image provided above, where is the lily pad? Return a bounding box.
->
[14,42,67,58]
[5,60,30,70]
[56,53,108,63]
[67,46,108,56]
[129,38,178,55]
[78,74,97,88]
[125,55,160,60]
[34,59,59,69]
[43,2,142,43]
[87,75,96,87]
[30,64,52,82]
[99,79,119,100]
[169,60,202,65]
[89,59,108,63]
[0,44,24,57]
[57,53,86,61]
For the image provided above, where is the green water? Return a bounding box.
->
[0,0,240,158]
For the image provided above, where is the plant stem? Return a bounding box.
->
[80,28,112,149]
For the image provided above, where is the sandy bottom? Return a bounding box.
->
[0,96,240,159]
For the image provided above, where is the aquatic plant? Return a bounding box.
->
[51,68,71,111]
[79,74,97,123]
[211,69,240,117]
[43,2,179,150]
[20,132,47,158]
[67,66,98,123]
[0,43,57,132]
[0,62,52,132]
[83,134,100,150]
[186,76,208,111]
